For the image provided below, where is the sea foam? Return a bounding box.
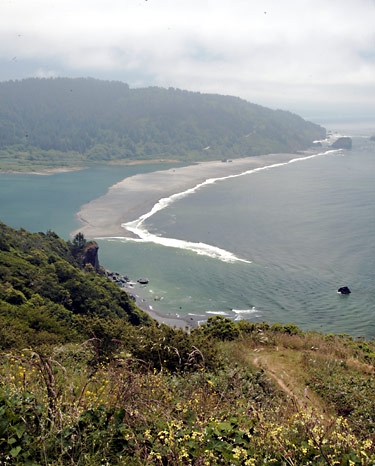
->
[232,307,261,320]
[112,150,339,263]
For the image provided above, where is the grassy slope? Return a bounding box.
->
[1,322,375,465]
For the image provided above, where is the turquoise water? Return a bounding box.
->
[0,162,183,239]
[0,129,374,337]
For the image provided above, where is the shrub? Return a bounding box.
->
[195,316,240,341]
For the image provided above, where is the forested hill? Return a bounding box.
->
[0,78,325,167]
[0,221,150,348]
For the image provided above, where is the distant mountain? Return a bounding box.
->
[0,78,325,165]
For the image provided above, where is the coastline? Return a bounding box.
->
[1,166,86,176]
[135,295,197,330]
[77,149,325,329]
[108,158,180,166]
[121,281,199,330]
[75,151,320,239]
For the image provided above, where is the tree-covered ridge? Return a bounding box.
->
[0,222,150,347]
[0,78,325,167]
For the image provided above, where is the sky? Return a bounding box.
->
[0,0,374,120]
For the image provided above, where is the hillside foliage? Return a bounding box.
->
[0,222,150,348]
[1,222,375,465]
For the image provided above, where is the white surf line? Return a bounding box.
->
[102,149,340,264]
[103,235,251,264]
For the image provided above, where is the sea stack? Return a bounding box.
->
[331,137,352,149]
[82,241,100,271]
[338,286,351,295]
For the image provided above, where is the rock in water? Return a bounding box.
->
[331,137,352,149]
[137,278,149,284]
[338,286,351,295]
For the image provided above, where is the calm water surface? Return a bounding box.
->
[0,129,374,337]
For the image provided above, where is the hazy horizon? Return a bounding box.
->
[1,0,374,120]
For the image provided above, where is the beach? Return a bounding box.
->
[76,150,323,329]
[75,151,317,239]
[2,166,86,176]
[116,280,200,330]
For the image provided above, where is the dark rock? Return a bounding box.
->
[137,278,149,284]
[338,286,351,295]
[369,135,375,142]
[312,141,322,147]
[331,137,352,149]
[106,270,130,286]
[82,242,99,271]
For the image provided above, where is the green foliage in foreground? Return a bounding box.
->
[0,78,325,172]
[1,325,375,465]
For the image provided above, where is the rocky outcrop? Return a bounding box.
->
[331,137,352,150]
[82,242,100,271]
[137,278,149,284]
[106,270,129,287]
[338,286,351,295]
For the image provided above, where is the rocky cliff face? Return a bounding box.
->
[331,137,352,149]
[82,242,99,271]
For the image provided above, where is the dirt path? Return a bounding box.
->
[252,353,322,413]
[253,356,300,403]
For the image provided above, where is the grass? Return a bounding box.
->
[1,326,375,465]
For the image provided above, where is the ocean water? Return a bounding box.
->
[98,132,375,337]
[0,127,374,337]
[0,162,183,238]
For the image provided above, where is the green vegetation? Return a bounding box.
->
[1,222,375,465]
[0,78,325,172]
[0,222,149,348]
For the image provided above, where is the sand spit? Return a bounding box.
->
[75,152,315,238]
[2,166,86,176]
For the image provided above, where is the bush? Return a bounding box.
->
[195,316,240,341]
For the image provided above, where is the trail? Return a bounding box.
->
[253,355,303,407]
[252,352,324,413]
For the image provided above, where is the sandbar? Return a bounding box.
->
[75,152,316,239]
[2,166,86,176]
[75,150,322,329]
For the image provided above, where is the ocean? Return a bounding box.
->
[0,124,374,337]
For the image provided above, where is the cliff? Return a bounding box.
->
[82,241,100,271]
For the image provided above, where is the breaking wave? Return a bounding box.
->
[232,307,261,320]
[107,150,339,263]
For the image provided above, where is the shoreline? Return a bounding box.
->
[108,158,181,166]
[83,149,326,329]
[75,150,321,239]
[0,166,86,176]
[121,281,199,330]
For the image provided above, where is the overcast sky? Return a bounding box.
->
[0,0,374,119]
